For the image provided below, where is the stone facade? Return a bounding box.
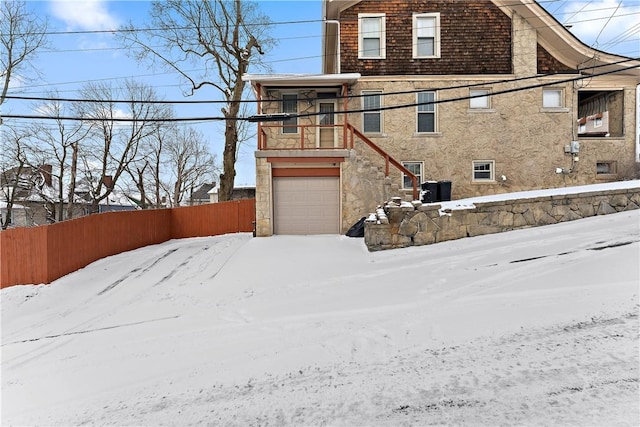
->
[246,0,640,236]
[365,184,640,251]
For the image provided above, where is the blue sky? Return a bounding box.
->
[4,0,640,186]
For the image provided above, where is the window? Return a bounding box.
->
[402,161,423,189]
[363,91,382,133]
[417,91,436,133]
[413,13,440,58]
[596,161,616,175]
[281,94,297,133]
[542,89,563,108]
[473,160,494,181]
[359,14,385,59]
[469,89,490,109]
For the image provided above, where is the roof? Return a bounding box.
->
[242,73,361,91]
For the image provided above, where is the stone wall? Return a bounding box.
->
[364,185,640,251]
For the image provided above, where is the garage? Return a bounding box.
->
[273,176,340,235]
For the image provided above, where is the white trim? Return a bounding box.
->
[469,88,491,109]
[472,160,495,182]
[542,88,564,108]
[362,90,383,134]
[316,100,338,148]
[416,91,437,134]
[413,13,441,58]
[401,161,424,189]
[281,93,298,134]
[358,13,386,59]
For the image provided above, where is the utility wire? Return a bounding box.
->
[4,56,638,106]
[2,62,637,123]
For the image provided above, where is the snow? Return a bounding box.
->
[2,201,639,425]
[437,179,640,214]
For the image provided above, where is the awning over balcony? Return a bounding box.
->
[242,73,361,93]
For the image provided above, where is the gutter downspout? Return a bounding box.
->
[325,20,340,74]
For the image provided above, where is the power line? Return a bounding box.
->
[3,62,638,123]
[6,56,636,106]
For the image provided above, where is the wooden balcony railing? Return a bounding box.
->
[257,122,419,200]
[257,123,349,150]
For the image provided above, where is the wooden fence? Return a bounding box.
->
[0,199,255,289]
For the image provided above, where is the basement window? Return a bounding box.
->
[402,161,423,189]
[596,161,617,176]
[473,160,495,182]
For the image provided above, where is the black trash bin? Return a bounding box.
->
[421,181,438,203]
[438,180,452,202]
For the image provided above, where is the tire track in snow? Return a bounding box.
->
[2,315,181,346]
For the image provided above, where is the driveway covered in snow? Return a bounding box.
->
[2,210,639,426]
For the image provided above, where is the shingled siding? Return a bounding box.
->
[537,44,576,74]
[339,0,512,75]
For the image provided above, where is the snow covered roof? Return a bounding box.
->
[242,73,361,89]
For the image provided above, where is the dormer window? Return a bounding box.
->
[413,13,440,58]
[358,14,385,59]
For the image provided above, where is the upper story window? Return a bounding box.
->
[281,94,298,134]
[363,91,382,133]
[413,13,440,58]
[359,14,386,59]
[542,89,563,108]
[417,91,436,133]
[469,89,490,109]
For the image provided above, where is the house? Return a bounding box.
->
[205,184,257,204]
[0,165,57,226]
[189,183,217,205]
[243,0,640,236]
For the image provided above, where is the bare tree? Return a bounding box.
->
[0,126,30,229]
[163,126,218,207]
[31,96,93,220]
[0,0,48,106]
[124,120,172,209]
[119,0,274,201]
[74,80,170,213]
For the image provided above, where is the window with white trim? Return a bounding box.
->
[413,13,440,58]
[469,89,490,109]
[473,160,495,181]
[359,14,385,59]
[281,94,298,133]
[363,91,382,133]
[417,91,436,133]
[542,89,563,108]
[402,161,423,189]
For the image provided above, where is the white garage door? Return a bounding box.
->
[273,176,340,235]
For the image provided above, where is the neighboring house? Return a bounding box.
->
[0,165,57,226]
[244,0,640,236]
[189,183,217,205]
[203,183,256,204]
[74,176,138,214]
[1,167,137,227]
[0,202,34,228]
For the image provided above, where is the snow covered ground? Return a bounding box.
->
[2,209,639,425]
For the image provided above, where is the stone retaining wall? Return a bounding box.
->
[364,186,640,251]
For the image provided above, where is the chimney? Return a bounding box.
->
[102,175,113,189]
[39,164,53,186]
